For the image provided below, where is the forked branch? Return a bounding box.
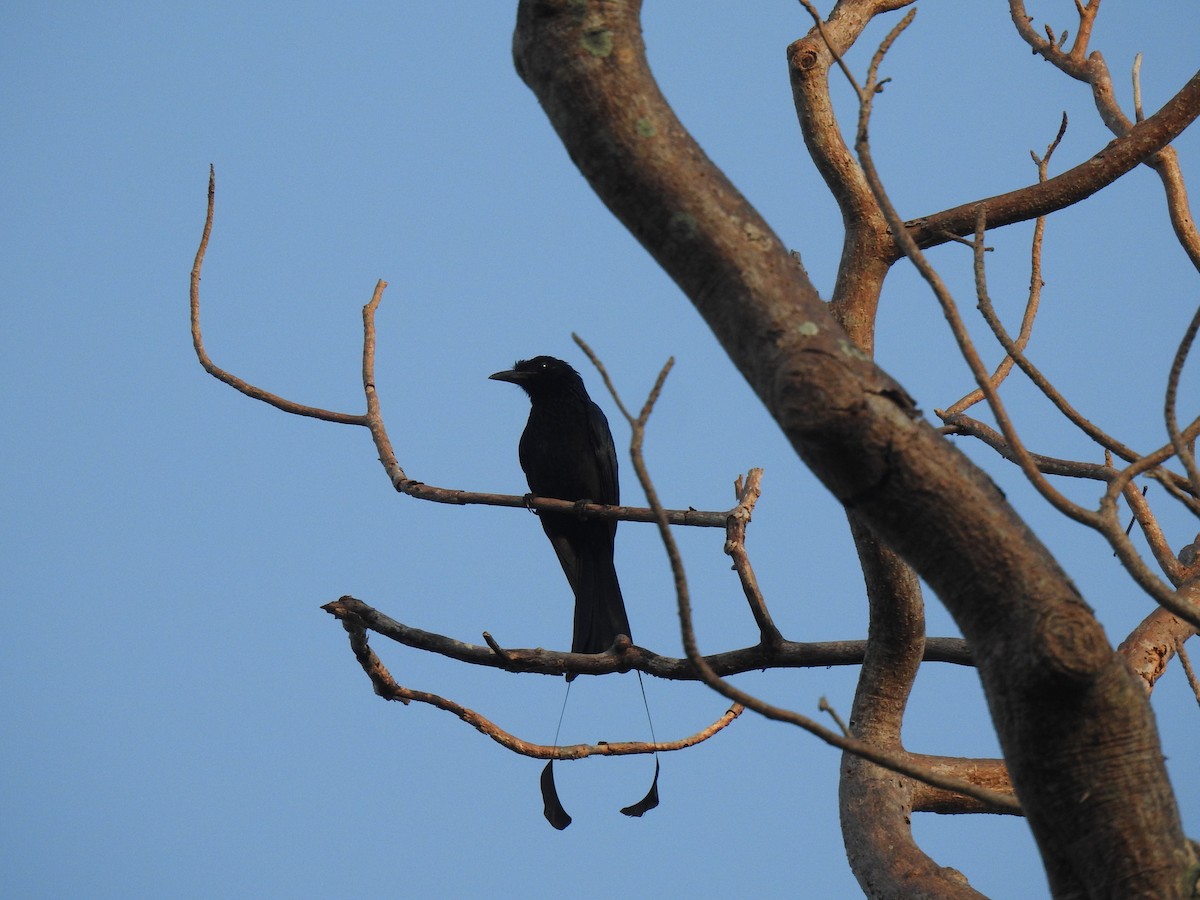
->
[190,167,739,530]
[1010,0,1200,271]
[906,69,1200,251]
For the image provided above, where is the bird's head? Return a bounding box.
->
[489,356,585,397]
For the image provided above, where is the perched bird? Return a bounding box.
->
[493,357,657,825]
[490,356,631,659]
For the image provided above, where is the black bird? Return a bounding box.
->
[490,356,631,659]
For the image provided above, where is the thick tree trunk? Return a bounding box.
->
[840,515,987,899]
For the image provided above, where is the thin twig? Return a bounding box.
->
[818,696,851,737]
[1107,418,1200,500]
[866,9,915,96]
[1121,479,1183,584]
[1164,303,1200,498]
[724,469,784,647]
[1133,53,1145,123]
[795,0,866,99]
[1102,447,1200,625]
[940,414,1120,481]
[1066,0,1100,63]
[968,212,1101,525]
[942,413,1196,519]
[190,167,366,426]
[481,631,513,663]
[961,227,1149,471]
[944,113,1066,417]
[1177,636,1200,710]
[392,481,734,527]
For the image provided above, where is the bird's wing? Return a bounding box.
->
[587,399,620,507]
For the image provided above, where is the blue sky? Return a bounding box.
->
[3,3,1198,898]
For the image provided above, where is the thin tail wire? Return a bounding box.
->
[552,679,572,748]
[636,670,658,747]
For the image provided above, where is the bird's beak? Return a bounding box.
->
[489,369,522,384]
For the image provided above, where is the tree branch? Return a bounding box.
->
[788,2,903,337]
[1009,0,1200,272]
[191,168,744,531]
[723,469,784,648]
[943,114,1065,418]
[512,5,1194,870]
[906,70,1200,250]
[811,4,1196,892]
[190,166,368,427]
[327,602,743,759]
[322,594,974,679]
[1119,606,1198,694]
[1165,302,1200,498]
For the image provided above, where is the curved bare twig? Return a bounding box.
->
[327,602,744,759]
[1165,303,1200,497]
[190,167,367,426]
[723,469,784,647]
[1119,477,1184,585]
[944,113,1066,417]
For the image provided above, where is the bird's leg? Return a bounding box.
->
[523,492,538,514]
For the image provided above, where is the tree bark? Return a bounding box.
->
[840,515,986,898]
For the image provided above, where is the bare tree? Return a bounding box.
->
[191,3,1200,897]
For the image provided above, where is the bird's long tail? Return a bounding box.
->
[571,538,631,654]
